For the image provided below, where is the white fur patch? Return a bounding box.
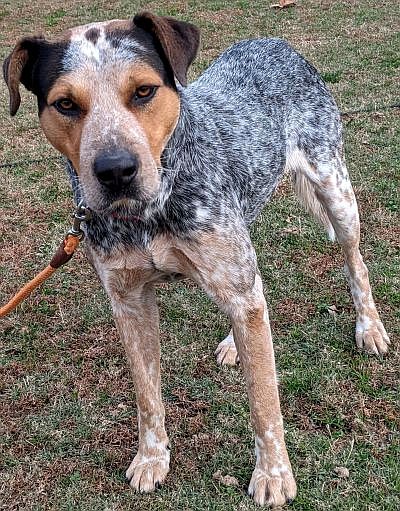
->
[64,21,146,70]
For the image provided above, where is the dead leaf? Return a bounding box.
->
[271,0,296,9]
[213,470,240,487]
[334,466,350,478]
[327,304,338,317]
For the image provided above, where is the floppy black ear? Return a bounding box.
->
[133,12,200,87]
[3,36,45,116]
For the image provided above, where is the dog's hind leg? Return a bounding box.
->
[215,329,239,366]
[289,148,390,355]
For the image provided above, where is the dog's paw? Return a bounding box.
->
[126,448,170,493]
[248,467,297,508]
[215,333,239,366]
[355,317,390,355]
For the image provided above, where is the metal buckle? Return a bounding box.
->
[67,201,91,240]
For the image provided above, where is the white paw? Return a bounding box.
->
[126,448,170,493]
[215,333,239,366]
[356,317,390,355]
[248,467,297,508]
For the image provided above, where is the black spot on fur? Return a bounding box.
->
[85,27,100,44]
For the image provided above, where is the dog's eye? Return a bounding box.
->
[53,98,80,116]
[133,86,158,103]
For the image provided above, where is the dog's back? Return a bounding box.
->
[166,38,341,226]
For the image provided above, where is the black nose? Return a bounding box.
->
[93,149,138,190]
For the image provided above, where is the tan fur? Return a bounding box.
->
[134,85,180,165]
[39,63,179,181]
[114,288,170,492]
[88,225,297,504]
[292,169,335,240]
[39,77,90,171]
[286,148,336,241]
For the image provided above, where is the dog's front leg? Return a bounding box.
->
[230,273,297,507]
[179,231,297,508]
[107,279,170,492]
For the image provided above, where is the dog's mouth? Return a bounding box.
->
[107,199,144,222]
[95,197,149,222]
[86,182,159,215]
[109,197,142,210]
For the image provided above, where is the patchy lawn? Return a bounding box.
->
[0,1,399,510]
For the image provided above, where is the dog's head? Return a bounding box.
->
[3,12,200,213]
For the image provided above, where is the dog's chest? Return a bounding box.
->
[88,234,194,291]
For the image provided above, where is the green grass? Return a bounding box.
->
[45,9,67,27]
[0,1,399,510]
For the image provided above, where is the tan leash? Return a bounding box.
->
[0,203,90,318]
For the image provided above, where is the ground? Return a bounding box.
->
[0,1,399,510]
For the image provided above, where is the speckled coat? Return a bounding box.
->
[66,38,339,251]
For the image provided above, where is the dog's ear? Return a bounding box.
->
[133,12,200,87]
[3,36,45,116]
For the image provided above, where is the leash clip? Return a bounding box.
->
[68,201,91,240]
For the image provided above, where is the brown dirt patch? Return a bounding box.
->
[304,250,342,278]
[273,297,316,326]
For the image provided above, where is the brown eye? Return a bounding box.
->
[133,85,158,103]
[53,98,80,116]
[59,99,73,109]
[137,86,152,98]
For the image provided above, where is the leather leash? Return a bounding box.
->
[0,202,90,317]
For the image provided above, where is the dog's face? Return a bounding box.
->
[3,13,200,212]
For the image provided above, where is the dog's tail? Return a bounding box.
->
[286,149,336,241]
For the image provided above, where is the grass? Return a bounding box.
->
[0,1,399,510]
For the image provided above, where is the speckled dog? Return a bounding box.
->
[4,12,390,508]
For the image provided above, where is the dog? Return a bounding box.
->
[3,11,390,508]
